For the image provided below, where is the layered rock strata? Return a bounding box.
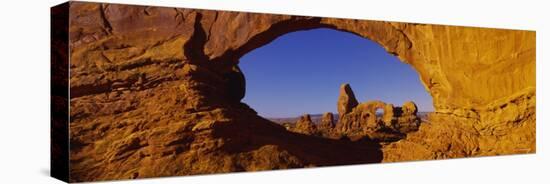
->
[65,2,536,182]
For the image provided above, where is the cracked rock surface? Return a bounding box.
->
[65,2,535,182]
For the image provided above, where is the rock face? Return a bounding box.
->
[294,114,317,135]
[402,101,418,115]
[384,91,536,161]
[336,98,421,138]
[395,101,421,132]
[337,84,359,119]
[287,112,338,138]
[338,101,385,133]
[319,112,335,131]
[63,2,536,182]
[334,85,421,137]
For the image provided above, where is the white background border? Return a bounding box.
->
[0,0,547,183]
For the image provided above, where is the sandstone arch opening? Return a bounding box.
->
[239,28,431,140]
[64,4,535,181]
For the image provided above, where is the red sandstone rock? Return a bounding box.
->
[319,112,335,130]
[294,114,318,135]
[61,1,536,182]
[337,83,359,119]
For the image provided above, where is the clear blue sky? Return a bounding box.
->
[239,28,433,118]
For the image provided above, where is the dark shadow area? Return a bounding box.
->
[51,2,70,182]
[213,110,383,166]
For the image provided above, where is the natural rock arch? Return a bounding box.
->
[211,19,422,106]
[182,10,534,161]
[182,11,534,117]
[66,2,535,181]
[69,2,535,118]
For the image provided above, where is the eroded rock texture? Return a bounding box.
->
[293,114,318,135]
[319,112,335,131]
[287,85,421,142]
[334,85,421,141]
[66,2,535,182]
[337,83,359,119]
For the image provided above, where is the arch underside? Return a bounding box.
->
[66,2,535,182]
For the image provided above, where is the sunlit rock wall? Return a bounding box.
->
[65,1,535,182]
